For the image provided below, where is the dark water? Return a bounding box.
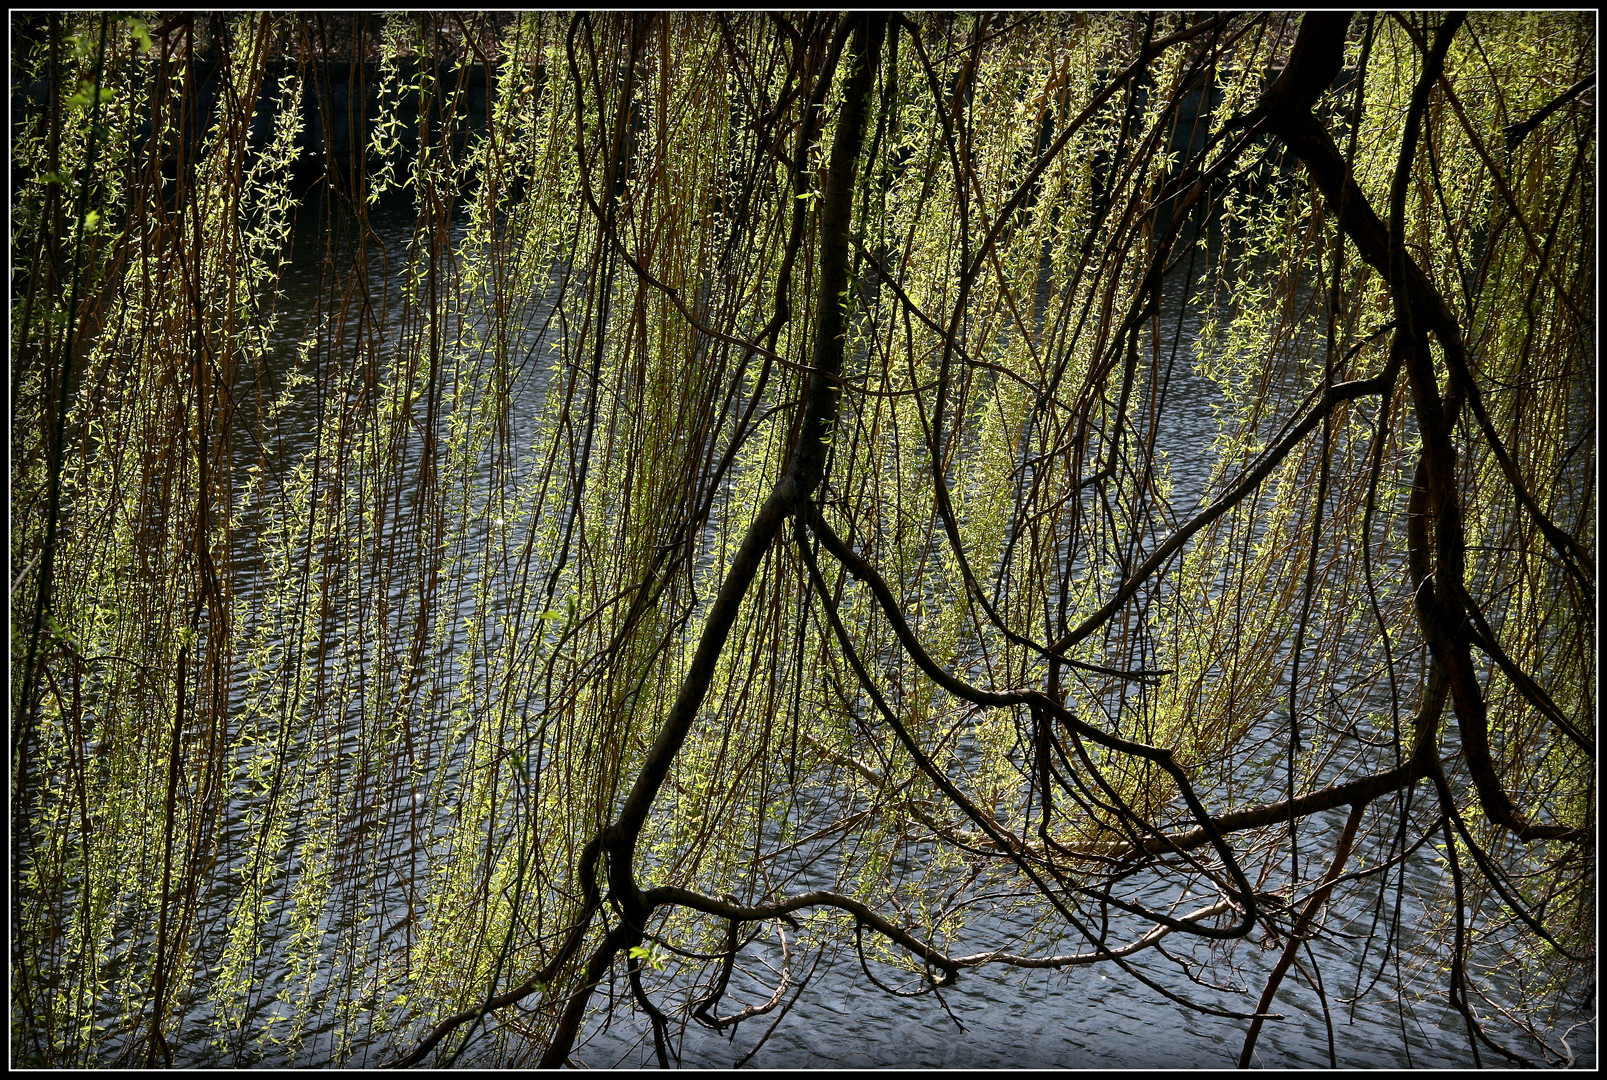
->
[204,196,1591,1070]
[573,805,1592,1069]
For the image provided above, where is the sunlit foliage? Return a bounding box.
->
[11,12,1593,1067]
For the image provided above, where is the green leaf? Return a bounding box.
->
[125,18,154,55]
[66,81,116,109]
[628,944,664,970]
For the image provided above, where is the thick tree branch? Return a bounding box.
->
[1095,666,1445,861]
[1258,12,1586,844]
[650,884,1238,974]
[535,15,887,1068]
[1503,70,1594,148]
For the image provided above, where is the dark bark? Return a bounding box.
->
[1239,801,1366,1068]
[534,14,888,1068]
[1258,12,1584,845]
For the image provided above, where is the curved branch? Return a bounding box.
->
[1095,665,1445,862]
[804,507,1260,940]
[1458,583,1594,759]
[532,16,888,1069]
[1240,801,1367,1068]
[604,8,884,900]
[1503,70,1595,147]
[892,14,1245,678]
[796,521,1276,1023]
[697,919,793,1030]
[1049,370,1397,654]
[1260,12,1588,845]
[651,884,1241,978]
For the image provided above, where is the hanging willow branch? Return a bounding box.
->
[11,11,1593,1070]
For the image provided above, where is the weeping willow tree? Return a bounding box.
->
[10,10,1594,1068]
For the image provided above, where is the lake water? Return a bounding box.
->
[182,192,1593,1070]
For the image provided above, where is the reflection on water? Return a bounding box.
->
[203,195,1593,1070]
[575,804,1592,1069]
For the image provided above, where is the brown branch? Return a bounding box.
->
[604,9,883,898]
[1261,22,1592,591]
[538,15,888,1068]
[651,885,959,981]
[1098,665,1445,862]
[804,507,1262,942]
[1239,801,1367,1068]
[797,520,1274,1022]
[1503,70,1594,148]
[1428,762,1589,962]
[697,920,793,1030]
[1049,371,1396,654]
[1259,12,1587,845]
[891,14,1244,681]
[651,884,1238,975]
[389,18,888,1067]
[1428,54,1589,328]
[1458,584,1594,759]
